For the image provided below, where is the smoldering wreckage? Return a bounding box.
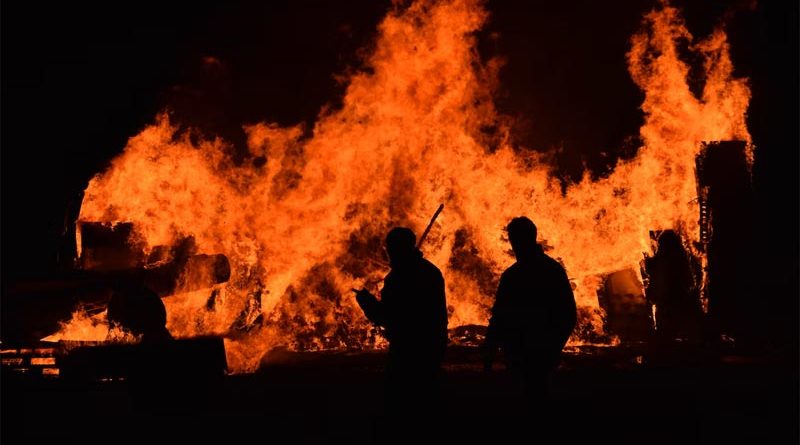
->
[2,0,796,442]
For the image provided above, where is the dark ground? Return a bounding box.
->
[2,344,797,444]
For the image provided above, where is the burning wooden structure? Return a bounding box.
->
[696,141,759,341]
[9,0,750,375]
[0,0,765,379]
[2,1,797,442]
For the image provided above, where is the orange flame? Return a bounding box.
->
[42,309,136,343]
[56,0,750,373]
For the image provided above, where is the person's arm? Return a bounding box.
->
[354,289,387,326]
[481,273,509,371]
[435,271,448,342]
[552,267,577,346]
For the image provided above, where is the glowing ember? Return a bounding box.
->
[53,0,750,373]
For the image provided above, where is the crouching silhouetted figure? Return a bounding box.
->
[107,283,177,413]
[354,227,448,417]
[107,282,173,343]
[481,217,576,406]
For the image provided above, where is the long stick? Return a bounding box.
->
[416,203,444,249]
[353,203,444,294]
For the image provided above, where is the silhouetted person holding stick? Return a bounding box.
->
[353,227,448,416]
[481,217,576,405]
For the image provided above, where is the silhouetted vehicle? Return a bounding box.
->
[481,217,576,402]
[354,227,448,415]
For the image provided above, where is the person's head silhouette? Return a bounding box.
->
[506,216,539,261]
[656,229,684,254]
[385,227,421,267]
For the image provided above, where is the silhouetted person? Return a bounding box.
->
[644,230,703,342]
[481,217,576,404]
[354,227,448,416]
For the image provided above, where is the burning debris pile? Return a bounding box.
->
[49,0,751,373]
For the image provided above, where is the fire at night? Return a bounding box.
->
[2,0,797,442]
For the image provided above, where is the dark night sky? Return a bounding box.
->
[1,0,797,294]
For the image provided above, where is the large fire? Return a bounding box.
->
[50,0,750,372]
